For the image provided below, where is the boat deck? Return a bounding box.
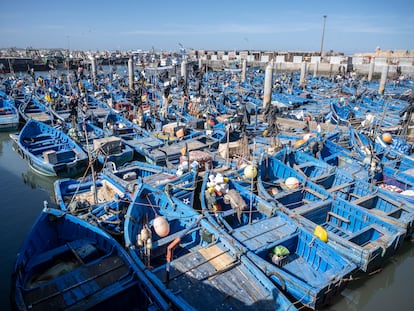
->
[22,247,131,310]
[153,244,276,310]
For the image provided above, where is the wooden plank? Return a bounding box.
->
[198,245,233,271]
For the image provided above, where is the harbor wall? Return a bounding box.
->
[202,59,414,77]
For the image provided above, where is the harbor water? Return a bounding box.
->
[1,131,413,310]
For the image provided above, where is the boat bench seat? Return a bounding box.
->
[153,228,191,248]
[26,139,56,149]
[30,143,67,154]
[327,182,355,193]
[56,150,76,162]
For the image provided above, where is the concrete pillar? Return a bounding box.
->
[378,65,389,95]
[241,59,247,82]
[368,58,375,82]
[263,61,273,109]
[128,58,134,90]
[313,61,319,78]
[198,58,202,70]
[300,62,307,86]
[181,60,187,84]
[91,57,97,87]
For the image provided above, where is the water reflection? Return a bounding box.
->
[325,240,414,311]
[21,168,57,203]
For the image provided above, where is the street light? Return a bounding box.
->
[320,15,327,56]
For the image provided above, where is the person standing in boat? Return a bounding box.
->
[69,95,79,125]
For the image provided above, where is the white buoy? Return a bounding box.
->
[153,216,170,237]
[244,165,258,179]
[263,61,273,109]
[379,65,389,95]
[285,177,299,189]
[368,58,375,82]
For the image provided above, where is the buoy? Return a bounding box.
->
[140,226,150,241]
[382,133,393,144]
[153,216,170,237]
[285,177,299,189]
[244,165,258,179]
[314,225,328,242]
[263,129,269,137]
[294,139,306,148]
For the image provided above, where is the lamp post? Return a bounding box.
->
[320,15,327,56]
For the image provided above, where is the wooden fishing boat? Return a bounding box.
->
[257,152,406,272]
[124,183,297,311]
[201,171,355,309]
[0,90,19,131]
[11,203,169,311]
[14,119,88,177]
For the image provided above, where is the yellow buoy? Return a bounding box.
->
[294,139,306,148]
[153,216,170,237]
[263,129,269,137]
[285,177,299,189]
[314,225,328,242]
[382,133,393,144]
[244,165,258,179]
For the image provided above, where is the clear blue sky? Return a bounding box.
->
[1,0,413,55]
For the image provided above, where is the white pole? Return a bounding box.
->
[368,58,375,82]
[241,59,247,82]
[378,64,389,95]
[128,57,134,90]
[263,61,273,109]
[300,62,307,87]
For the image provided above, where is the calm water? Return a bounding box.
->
[1,131,413,310]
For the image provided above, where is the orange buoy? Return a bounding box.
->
[382,133,393,144]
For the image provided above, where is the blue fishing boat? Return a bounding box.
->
[13,119,88,177]
[0,90,19,130]
[124,183,297,310]
[54,173,130,236]
[104,111,165,160]
[201,171,355,309]
[11,203,169,311]
[257,152,406,272]
[17,95,54,125]
[103,160,198,207]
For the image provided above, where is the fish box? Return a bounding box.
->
[93,136,122,154]
[218,140,243,158]
[162,122,185,137]
[43,150,58,164]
